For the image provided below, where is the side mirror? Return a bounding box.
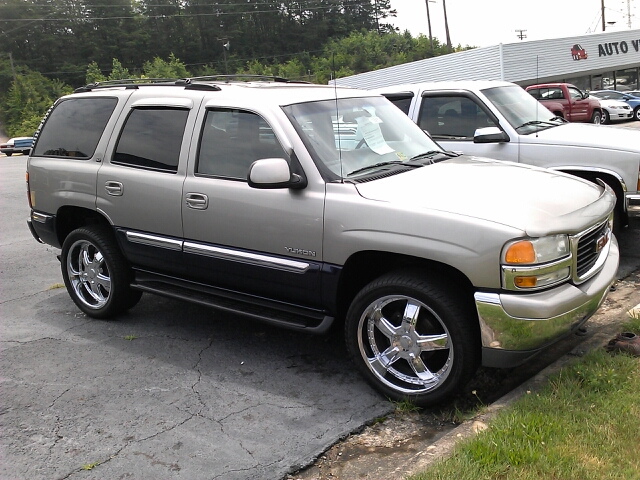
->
[247,158,307,190]
[473,127,509,144]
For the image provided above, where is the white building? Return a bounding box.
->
[334,28,640,92]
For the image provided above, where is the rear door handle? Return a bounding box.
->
[105,181,123,196]
[185,193,209,210]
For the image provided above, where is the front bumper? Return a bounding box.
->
[475,236,619,368]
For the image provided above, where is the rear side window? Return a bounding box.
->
[32,97,117,158]
[113,108,189,173]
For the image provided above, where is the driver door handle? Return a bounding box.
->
[185,193,209,210]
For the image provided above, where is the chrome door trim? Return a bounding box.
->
[125,231,183,251]
[183,241,310,273]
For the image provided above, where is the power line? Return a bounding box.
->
[0,1,378,22]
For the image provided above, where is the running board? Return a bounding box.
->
[131,270,335,334]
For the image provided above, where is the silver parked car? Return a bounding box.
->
[26,78,618,406]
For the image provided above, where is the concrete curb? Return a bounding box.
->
[397,278,640,479]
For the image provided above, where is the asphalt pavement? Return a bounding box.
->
[2,119,640,480]
[0,156,391,479]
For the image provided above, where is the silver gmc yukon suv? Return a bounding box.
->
[26,77,619,406]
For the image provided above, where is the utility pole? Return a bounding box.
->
[374,0,380,34]
[601,0,606,31]
[425,0,435,52]
[219,38,230,74]
[8,52,17,83]
[515,29,527,40]
[442,0,452,52]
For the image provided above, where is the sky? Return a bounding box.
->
[389,0,638,48]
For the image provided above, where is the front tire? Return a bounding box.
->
[601,110,610,124]
[590,111,601,124]
[61,226,140,319]
[345,272,480,406]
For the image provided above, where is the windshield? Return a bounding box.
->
[283,96,444,179]
[482,85,563,134]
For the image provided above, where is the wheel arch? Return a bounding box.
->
[55,206,113,247]
[554,167,628,225]
[335,251,478,325]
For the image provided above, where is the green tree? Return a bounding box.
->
[86,61,107,84]
[0,70,72,137]
[143,54,189,79]
[107,59,132,80]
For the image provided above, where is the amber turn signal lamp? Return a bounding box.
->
[515,276,537,288]
[505,240,535,264]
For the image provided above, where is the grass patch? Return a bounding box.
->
[46,283,65,290]
[124,335,137,341]
[81,461,100,470]
[622,309,640,334]
[410,349,640,480]
[392,398,421,415]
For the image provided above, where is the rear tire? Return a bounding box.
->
[345,271,480,407]
[5,152,12,156]
[61,226,139,319]
[634,107,640,121]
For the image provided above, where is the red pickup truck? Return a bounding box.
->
[526,83,602,124]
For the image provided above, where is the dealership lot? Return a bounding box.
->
[2,121,640,479]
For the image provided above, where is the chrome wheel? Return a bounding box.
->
[61,226,140,318]
[357,295,453,395]
[67,239,111,309]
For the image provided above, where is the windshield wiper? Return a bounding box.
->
[407,150,457,165]
[516,120,560,131]
[347,160,407,177]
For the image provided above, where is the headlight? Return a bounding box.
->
[503,235,569,265]
[502,235,572,291]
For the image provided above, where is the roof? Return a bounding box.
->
[372,80,516,94]
[70,78,375,107]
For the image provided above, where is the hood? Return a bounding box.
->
[354,156,613,236]
[524,123,639,152]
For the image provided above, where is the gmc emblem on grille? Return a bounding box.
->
[595,234,609,253]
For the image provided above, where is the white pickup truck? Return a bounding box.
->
[374,81,640,228]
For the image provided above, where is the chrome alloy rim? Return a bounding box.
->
[357,295,453,394]
[66,239,111,309]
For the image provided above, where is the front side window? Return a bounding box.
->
[568,87,583,100]
[197,109,287,179]
[284,96,443,179]
[383,94,414,115]
[32,97,117,158]
[418,95,497,139]
[113,108,189,172]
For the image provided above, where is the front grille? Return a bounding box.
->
[575,221,609,279]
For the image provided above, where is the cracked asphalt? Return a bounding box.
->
[0,155,392,480]
[3,119,640,480]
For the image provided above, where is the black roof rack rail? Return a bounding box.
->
[74,78,180,93]
[179,75,311,84]
[72,75,311,94]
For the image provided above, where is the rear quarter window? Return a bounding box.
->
[32,97,117,158]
